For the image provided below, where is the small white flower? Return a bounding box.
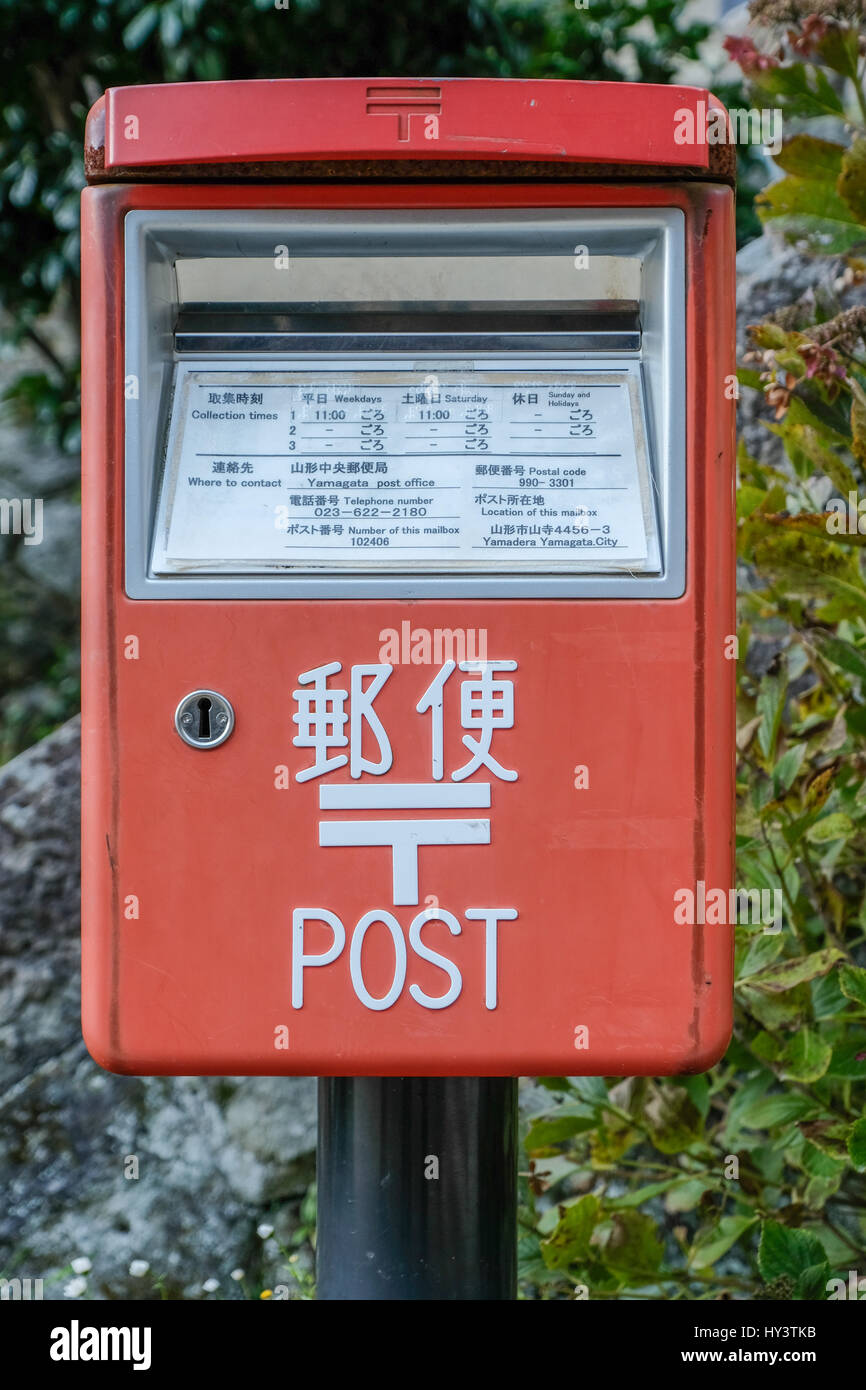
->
[64,1276,87,1298]
[71,1257,91,1275]
[257,1223,274,1239]
[129,1260,150,1278]
[230,1268,244,1282]
[202,1277,220,1293]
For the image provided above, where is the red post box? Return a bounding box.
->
[81,78,736,1077]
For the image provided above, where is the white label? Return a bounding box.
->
[151,368,658,575]
[289,656,521,1012]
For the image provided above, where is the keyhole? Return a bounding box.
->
[197,696,212,740]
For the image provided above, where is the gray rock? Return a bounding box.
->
[743,633,788,680]
[735,228,841,352]
[223,1078,317,1204]
[0,448,79,499]
[0,718,317,1301]
[16,498,81,596]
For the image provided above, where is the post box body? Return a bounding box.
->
[81,80,736,1076]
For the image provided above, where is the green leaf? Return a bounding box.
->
[758,1220,827,1282]
[645,1086,704,1155]
[765,214,866,256]
[773,742,807,796]
[690,1214,757,1270]
[811,632,866,683]
[817,26,860,82]
[795,1262,833,1300]
[800,1140,845,1179]
[567,1076,609,1107]
[848,1116,866,1171]
[838,963,866,1009]
[815,571,866,621]
[595,1210,663,1278]
[739,947,844,994]
[589,1122,641,1168]
[812,969,849,1019]
[785,395,852,450]
[845,705,866,737]
[160,5,184,49]
[752,63,845,121]
[851,393,866,472]
[739,521,866,614]
[738,981,811,1031]
[806,812,853,843]
[799,1119,851,1161]
[737,928,785,981]
[839,139,866,227]
[123,3,160,49]
[665,1176,717,1214]
[524,1113,596,1149]
[8,164,37,209]
[773,136,844,181]
[749,321,796,351]
[737,484,767,520]
[757,671,786,761]
[772,349,806,379]
[540,1193,600,1271]
[785,424,856,495]
[751,1029,782,1064]
[680,1073,711,1120]
[723,1071,774,1143]
[737,1092,817,1131]
[762,173,829,230]
[779,1026,833,1083]
[758,174,866,254]
[826,1036,866,1080]
[529,1154,579,1195]
[803,1175,843,1210]
[737,367,764,392]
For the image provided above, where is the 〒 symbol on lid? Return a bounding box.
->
[365,85,442,142]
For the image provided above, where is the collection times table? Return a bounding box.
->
[153,370,656,574]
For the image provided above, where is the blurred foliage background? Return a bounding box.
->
[11,0,865,1305]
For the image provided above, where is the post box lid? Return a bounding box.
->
[84,78,735,183]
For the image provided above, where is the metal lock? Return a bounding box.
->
[174,690,235,748]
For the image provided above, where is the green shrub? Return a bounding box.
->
[523,1,866,1301]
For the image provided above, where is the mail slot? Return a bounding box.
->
[81,77,736,1075]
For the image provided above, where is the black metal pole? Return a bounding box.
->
[316,1076,517,1300]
